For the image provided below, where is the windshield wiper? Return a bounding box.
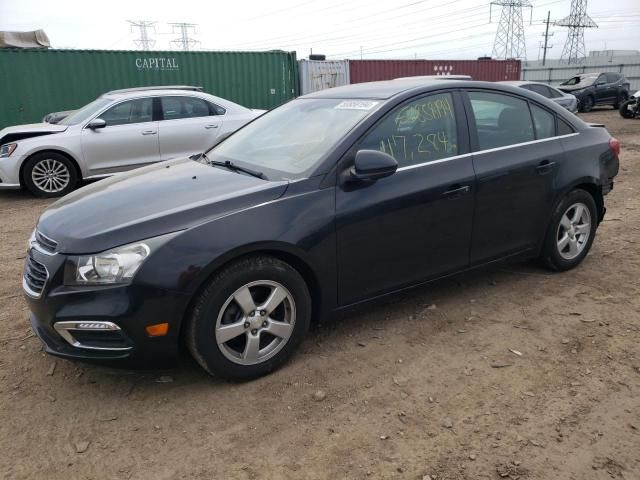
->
[198,153,267,180]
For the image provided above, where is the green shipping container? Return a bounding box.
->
[0,49,299,128]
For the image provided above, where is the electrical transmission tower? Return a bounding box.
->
[556,0,597,64]
[128,20,156,51]
[170,23,199,51]
[490,1,532,60]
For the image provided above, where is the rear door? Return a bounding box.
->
[158,96,223,160]
[335,91,475,305]
[81,97,160,175]
[464,90,565,263]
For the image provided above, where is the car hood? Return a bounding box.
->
[37,157,288,253]
[0,122,68,145]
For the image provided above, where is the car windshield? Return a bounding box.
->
[561,75,597,87]
[204,98,379,180]
[58,97,113,125]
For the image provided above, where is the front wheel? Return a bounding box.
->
[186,256,311,381]
[23,152,78,197]
[619,100,636,119]
[579,96,594,113]
[540,190,598,272]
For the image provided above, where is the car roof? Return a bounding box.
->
[301,79,528,100]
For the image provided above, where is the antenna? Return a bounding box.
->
[169,23,199,51]
[490,1,533,60]
[556,0,598,64]
[128,20,156,51]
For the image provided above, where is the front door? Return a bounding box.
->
[336,92,475,306]
[464,90,562,263]
[158,96,223,160]
[81,97,160,175]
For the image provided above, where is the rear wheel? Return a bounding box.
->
[23,152,77,197]
[613,92,628,110]
[540,190,598,272]
[579,95,594,113]
[186,255,311,381]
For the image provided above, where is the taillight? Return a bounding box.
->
[609,137,621,156]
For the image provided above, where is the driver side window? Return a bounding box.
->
[100,98,153,126]
[358,93,458,168]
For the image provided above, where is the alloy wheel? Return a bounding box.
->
[215,280,296,366]
[556,202,591,260]
[31,159,71,193]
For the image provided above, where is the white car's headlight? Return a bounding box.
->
[0,143,17,158]
[65,232,179,286]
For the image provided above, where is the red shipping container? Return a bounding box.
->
[348,59,521,83]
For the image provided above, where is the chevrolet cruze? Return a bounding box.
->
[24,80,620,380]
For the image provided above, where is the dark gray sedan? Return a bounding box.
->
[500,81,578,114]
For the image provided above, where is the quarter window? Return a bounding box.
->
[468,91,534,149]
[161,96,212,120]
[358,93,458,167]
[558,118,575,135]
[530,104,555,139]
[100,98,153,126]
[528,84,552,98]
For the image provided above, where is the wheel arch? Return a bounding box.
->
[178,243,325,344]
[19,149,83,187]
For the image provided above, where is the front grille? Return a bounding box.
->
[24,253,48,296]
[35,230,58,253]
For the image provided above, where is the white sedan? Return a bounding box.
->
[0,86,264,197]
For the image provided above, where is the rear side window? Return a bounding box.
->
[528,84,552,98]
[468,91,534,149]
[558,118,575,135]
[161,96,212,120]
[358,92,458,167]
[606,73,619,84]
[530,104,555,139]
[547,86,563,99]
[100,98,153,126]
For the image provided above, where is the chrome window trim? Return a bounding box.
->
[396,132,580,172]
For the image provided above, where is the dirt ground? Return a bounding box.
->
[0,108,639,480]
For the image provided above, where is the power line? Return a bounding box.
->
[128,20,156,51]
[556,0,598,64]
[169,23,199,51]
[490,1,532,60]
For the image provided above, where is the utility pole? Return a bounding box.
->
[490,1,533,60]
[541,11,554,66]
[556,0,597,64]
[128,20,156,51]
[169,23,199,51]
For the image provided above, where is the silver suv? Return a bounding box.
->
[0,86,264,197]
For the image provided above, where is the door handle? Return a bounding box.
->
[141,130,157,135]
[442,185,470,198]
[536,160,555,174]
[205,124,219,129]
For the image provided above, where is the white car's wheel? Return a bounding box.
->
[23,152,78,197]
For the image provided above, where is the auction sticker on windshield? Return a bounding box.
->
[335,100,379,110]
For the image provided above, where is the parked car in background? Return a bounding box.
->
[500,81,578,113]
[619,90,640,119]
[0,86,264,197]
[42,110,76,124]
[558,72,630,113]
[24,79,619,380]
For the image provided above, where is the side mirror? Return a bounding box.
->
[86,118,106,130]
[348,150,398,183]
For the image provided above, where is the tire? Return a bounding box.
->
[579,96,594,113]
[23,152,78,197]
[540,190,598,272]
[619,100,635,119]
[186,255,311,381]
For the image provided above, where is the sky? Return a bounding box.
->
[1,0,639,61]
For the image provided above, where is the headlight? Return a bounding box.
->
[0,143,17,158]
[65,232,180,286]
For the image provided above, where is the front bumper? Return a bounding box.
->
[0,153,24,189]
[24,247,192,368]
